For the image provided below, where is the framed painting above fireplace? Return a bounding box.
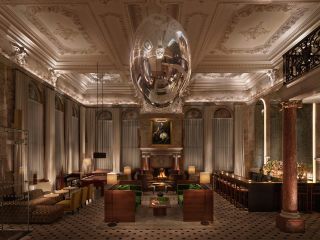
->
[151,119,171,145]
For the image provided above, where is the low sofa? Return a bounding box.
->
[177,183,213,222]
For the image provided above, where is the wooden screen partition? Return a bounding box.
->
[183,189,213,222]
[104,190,136,222]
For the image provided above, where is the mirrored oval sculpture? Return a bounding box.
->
[130,14,191,108]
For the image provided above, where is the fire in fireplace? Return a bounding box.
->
[158,168,167,178]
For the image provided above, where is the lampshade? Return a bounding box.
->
[124,166,131,175]
[82,158,92,173]
[188,166,196,175]
[107,173,118,185]
[200,172,211,184]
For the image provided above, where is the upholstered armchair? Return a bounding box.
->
[56,189,81,214]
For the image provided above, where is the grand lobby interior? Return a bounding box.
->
[1,0,320,239]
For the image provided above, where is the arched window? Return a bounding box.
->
[28,81,43,103]
[184,108,203,171]
[121,109,140,170]
[55,95,64,112]
[213,107,233,172]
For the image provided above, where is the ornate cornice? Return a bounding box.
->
[280,100,303,110]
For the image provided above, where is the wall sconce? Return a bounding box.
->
[188,166,196,175]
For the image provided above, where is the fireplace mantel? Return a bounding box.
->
[140,147,183,170]
[140,147,183,155]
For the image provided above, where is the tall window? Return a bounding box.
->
[28,82,44,179]
[55,95,65,174]
[71,105,79,171]
[213,108,233,171]
[96,110,113,170]
[184,108,203,170]
[121,109,140,169]
[254,101,264,168]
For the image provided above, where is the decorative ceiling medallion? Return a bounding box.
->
[23,6,98,55]
[218,4,308,54]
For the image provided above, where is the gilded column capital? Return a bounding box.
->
[280,100,302,110]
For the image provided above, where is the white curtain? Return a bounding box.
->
[44,89,56,184]
[234,105,245,176]
[72,116,79,171]
[184,119,203,171]
[15,70,29,190]
[213,118,233,171]
[28,99,44,179]
[85,108,96,160]
[55,110,65,174]
[64,100,72,173]
[96,120,113,170]
[121,119,140,169]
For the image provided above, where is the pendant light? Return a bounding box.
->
[93,63,106,159]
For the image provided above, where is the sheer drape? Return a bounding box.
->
[121,119,140,169]
[234,105,245,176]
[85,108,96,160]
[96,120,113,170]
[64,100,72,173]
[213,118,233,171]
[55,110,65,173]
[44,89,55,184]
[72,116,79,171]
[184,119,203,170]
[28,99,44,179]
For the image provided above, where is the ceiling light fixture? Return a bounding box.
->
[93,63,106,159]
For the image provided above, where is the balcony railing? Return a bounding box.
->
[283,25,320,84]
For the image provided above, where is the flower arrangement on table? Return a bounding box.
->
[262,160,310,180]
[262,160,283,178]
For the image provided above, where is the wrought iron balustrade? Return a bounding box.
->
[283,25,320,84]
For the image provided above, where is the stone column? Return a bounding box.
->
[142,154,150,170]
[276,100,305,233]
[173,154,180,171]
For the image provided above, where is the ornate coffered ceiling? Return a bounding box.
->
[0,0,319,106]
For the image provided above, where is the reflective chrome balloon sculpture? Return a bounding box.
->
[130,14,191,108]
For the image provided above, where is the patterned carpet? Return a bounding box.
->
[3,192,320,240]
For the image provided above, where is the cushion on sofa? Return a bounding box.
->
[189,184,202,190]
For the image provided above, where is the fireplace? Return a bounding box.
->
[140,147,183,172]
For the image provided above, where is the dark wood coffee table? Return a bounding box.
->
[149,197,170,216]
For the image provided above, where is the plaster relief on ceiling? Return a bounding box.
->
[86,73,122,84]
[239,21,270,41]
[100,13,130,65]
[217,4,308,54]
[22,5,98,55]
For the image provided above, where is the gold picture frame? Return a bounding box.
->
[151,119,172,145]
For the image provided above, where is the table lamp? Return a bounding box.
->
[188,166,196,175]
[200,172,210,185]
[124,166,131,175]
[107,173,118,185]
[82,158,92,173]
